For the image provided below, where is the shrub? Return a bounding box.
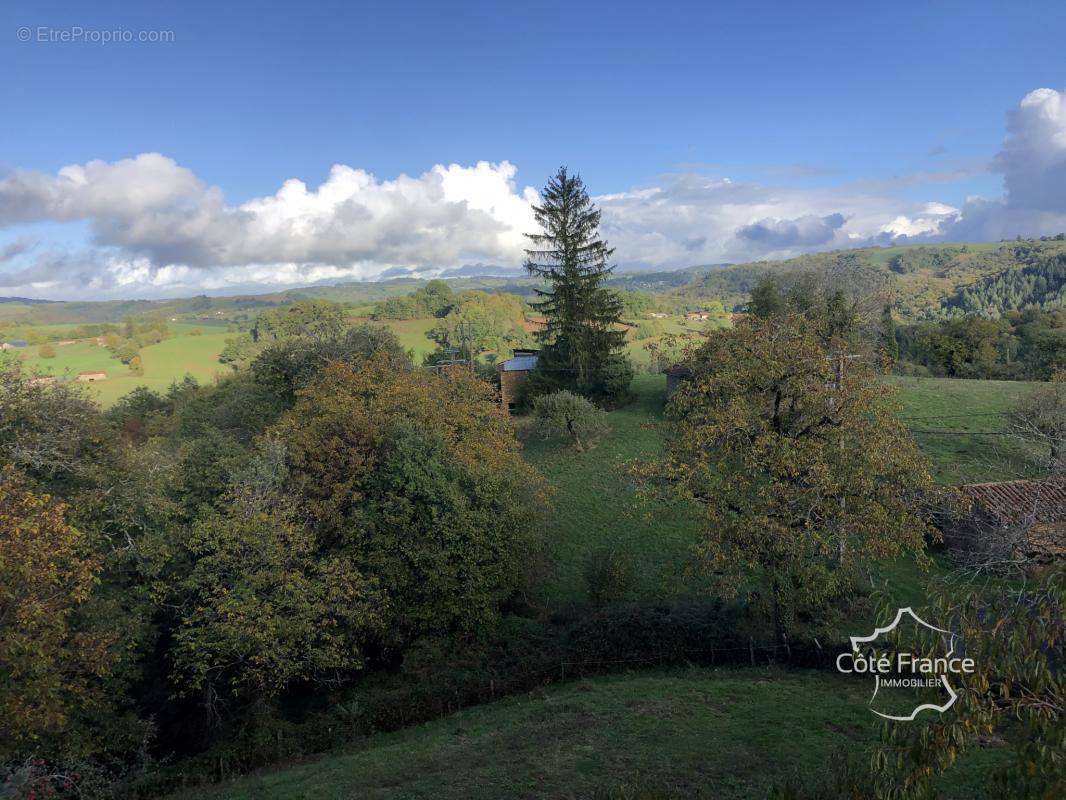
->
[38,343,56,359]
[533,390,608,451]
[584,547,637,606]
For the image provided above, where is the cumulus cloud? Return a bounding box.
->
[995,87,1066,211]
[932,88,1066,240]
[737,213,846,248]
[1,87,1065,298]
[0,153,203,226]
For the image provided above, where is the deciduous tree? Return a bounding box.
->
[660,316,934,637]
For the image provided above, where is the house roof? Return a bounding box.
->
[497,354,539,372]
[961,478,1066,527]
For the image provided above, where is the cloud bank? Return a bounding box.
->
[1,88,1064,299]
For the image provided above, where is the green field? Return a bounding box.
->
[891,375,1045,484]
[176,667,998,800]
[14,318,438,407]
[19,330,232,405]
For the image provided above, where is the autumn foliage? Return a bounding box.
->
[660,315,935,635]
[0,467,113,760]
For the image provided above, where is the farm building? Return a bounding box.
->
[684,311,710,321]
[665,363,694,401]
[1,341,29,349]
[939,478,1066,561]
[496,348,539,412]
[77,371,108,382]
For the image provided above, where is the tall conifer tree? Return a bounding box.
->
[524,167,629,401]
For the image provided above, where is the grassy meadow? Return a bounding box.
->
[18,327,233,405]
[177,667,1000,800]
[890,375,1046,484]
[12,318,442,406]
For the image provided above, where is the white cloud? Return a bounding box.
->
[2,88,1065,299]
[934,88,1066,240]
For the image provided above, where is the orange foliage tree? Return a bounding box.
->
[0,467,114,760]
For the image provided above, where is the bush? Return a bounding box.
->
[533,390,608,451]
[38,343,56,359]
[584,547,637,606]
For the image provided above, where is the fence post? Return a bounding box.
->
[749,637,755,667]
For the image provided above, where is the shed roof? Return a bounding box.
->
[961,478,1066,527]
[497,354,539,372]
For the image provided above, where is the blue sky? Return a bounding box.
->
[1,0,1065,298]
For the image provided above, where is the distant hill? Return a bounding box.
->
[4,239,1065,325]
[0,296,58,305]
[672,239,1066,319]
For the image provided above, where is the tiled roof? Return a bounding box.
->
[961,478,1066,526]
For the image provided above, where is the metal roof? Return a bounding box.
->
[497,354,539,372]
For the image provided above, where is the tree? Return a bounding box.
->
[532,390,608,451]
[524,167,631,404]
[427,291,533,360]
[252,299,347,343]
[749,275,785,318]
[171,508,384,716]
[0,360,117,494]
[659,316,934,637]
[0,468,113,760]
[249,322,406,402]
[869,568,1064,799]
[270,354,547,642]
[1009,369,1066,470]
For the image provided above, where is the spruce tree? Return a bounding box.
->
[524,167,630,402]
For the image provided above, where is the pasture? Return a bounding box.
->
[18,329,232,406]
[176,667,999,800]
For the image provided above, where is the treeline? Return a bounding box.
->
[371,279,457,319]
[896,308,1065,380]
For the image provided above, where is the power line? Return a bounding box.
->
[907,428,1019,436]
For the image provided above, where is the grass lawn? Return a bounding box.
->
[522,373,704,605]
[175,667,1000,800]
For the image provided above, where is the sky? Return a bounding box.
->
[1,0,1065,299]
